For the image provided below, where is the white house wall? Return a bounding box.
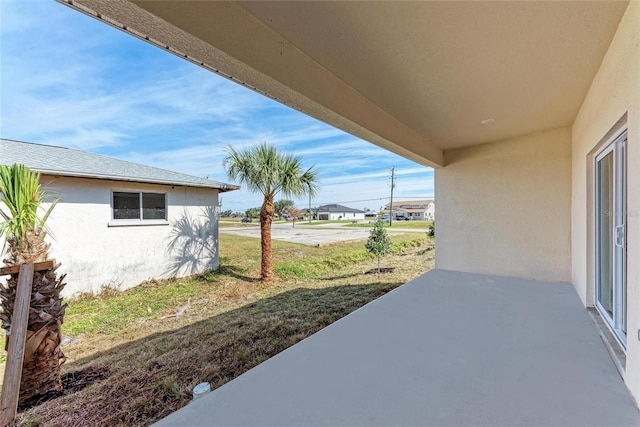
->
[40,175,219,297]
[571,1,640,401]
[425,204,435,220]
[435,127,572,282]
[326,212,365,221]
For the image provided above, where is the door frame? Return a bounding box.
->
[594,127,627,349]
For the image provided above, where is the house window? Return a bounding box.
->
[113,192,166,220]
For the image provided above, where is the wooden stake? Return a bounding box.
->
[0,260,54,276]
[1,263,34,427]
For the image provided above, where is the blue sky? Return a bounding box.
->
[0,1,434,213]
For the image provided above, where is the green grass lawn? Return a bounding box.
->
[302,220,346,225]
[8,232,434,426]
[219,217,290,227]
[218,216,257,228]
[219,216,243,222]
[218,221,258,228]
[303,220,432,229]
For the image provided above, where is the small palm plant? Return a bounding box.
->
[0,164,67,406]
[0,165,55,264]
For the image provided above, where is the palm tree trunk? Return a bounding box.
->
[260,196,275,283]
[1,268,67,406]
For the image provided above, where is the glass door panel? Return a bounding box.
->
[596,151,614,319]
[595,131,627,347]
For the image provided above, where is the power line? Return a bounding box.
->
[311,197,389,205]
[390,195,435,199]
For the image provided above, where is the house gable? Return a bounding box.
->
[1,140,237,296]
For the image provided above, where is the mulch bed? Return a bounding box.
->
[19,365,110,412]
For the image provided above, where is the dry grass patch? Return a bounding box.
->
[218,221,258,228]
[9,233,434,426]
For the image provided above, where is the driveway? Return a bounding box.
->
[220,223,408,246]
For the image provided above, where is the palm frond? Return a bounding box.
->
[0,164,59,260]
[224,142,320,200]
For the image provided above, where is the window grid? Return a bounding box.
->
[112,191,166,221]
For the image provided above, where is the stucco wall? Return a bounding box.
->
[571,1,640,401]
[425,203,435,220]
[327,212,364,221]
[435,127,572,282]
[38,176,219,296]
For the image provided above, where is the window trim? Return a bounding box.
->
[110,190,169,226]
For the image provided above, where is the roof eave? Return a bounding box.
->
[38,169,240,192]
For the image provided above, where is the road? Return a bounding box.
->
[219,222,414,246]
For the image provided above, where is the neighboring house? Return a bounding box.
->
[0,139,238,296]
[384,200,434,220]
[315,204,365,221]
[380,206,407,221]
[54,0,640,408]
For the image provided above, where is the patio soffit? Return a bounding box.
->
[62,1,629,167]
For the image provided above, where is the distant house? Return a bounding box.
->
[0,139,238,296]
[315,204,364,221]
[384,200,434,220]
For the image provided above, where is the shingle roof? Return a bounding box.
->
[316,204,364,213]
[384,199,434,209]
[0,139,239,192]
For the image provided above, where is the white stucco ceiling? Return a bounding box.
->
[62,0,630,167]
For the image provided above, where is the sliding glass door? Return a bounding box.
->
[595,130,627,347]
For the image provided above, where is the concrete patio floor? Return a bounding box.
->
[154,270,640,426]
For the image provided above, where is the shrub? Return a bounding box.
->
[426,221,435,237]
[365,219,393,273]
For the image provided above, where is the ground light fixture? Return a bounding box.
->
[192,382,211,401]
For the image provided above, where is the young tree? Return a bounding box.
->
[274,199,294,218]
[365,218,393,273]
[224,143,319,282]
[0,164,67,406]
[245,207,260,218]
[427,221,435,237]
[285,206,304,228]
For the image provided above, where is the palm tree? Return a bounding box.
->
[0,164,67,406]
[224,143,319,282]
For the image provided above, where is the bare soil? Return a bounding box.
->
[19,366,110,412]
[364,267,395,274]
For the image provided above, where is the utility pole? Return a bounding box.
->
[389,167,395,227]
